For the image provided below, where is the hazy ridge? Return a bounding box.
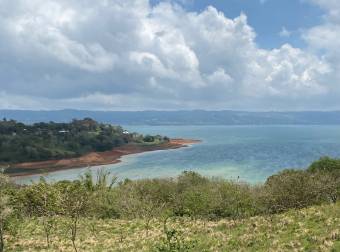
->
[2,110,340,125]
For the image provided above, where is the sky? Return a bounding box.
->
[0,0,339,111]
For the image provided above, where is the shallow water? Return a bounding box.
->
[13,125,340,184]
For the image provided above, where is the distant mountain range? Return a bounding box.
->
[1,109,340,125]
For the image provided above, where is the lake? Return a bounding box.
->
[13,125,340,184]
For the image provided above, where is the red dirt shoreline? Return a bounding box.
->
[8,139,201,178]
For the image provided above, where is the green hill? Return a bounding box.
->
[0,118,168,165]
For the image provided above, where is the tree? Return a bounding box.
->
[22,179,61,248]
[143,135,155,143]
[59,181,89,252]
[0,173,12,252]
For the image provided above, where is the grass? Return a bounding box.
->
[5,203,340,251]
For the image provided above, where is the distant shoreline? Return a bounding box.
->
[8,139,201,178]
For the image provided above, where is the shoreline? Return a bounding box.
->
[8,139,201,178]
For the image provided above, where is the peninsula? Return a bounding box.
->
[0,118,200,176]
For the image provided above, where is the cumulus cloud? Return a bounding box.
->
[0,0,337,110]
[304,0,340,50]
[302,0,340,99]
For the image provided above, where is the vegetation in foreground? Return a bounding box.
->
[4,202,340,251]
[0,156,340,251]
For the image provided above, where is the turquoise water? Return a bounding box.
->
[13,125,340,184]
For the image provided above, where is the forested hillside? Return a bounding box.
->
[0,118,167,164]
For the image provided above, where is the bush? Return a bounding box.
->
[308,156,340,174]
[263,170,326,213]
[116,178,175,218]
[0,173,13,252]
[170,172,261,219]
[211,181,261,219]
[4,162,340,235]
[59,181,89,252]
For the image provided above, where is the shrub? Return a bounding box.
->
[308,157,340,203]
[308,156,340,174]
[155,217,197,252]
[116,179,175,234]
[80,170,120,218]
[21,179,61,248]
[211,180,261,219]
[263,170,326,213]
[176,183,214,218]
[0,173,12,252]
[59,181,89,252]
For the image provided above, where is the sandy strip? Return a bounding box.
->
[8,139,201,177]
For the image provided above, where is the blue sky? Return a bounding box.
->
[151,0,324,48]
[0,0,339,111]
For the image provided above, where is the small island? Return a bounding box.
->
[0,118,200,176]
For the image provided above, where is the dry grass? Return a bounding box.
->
[5,203,340,251]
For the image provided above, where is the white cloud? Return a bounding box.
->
[307,0,340,22]
[0,0,337,110]
[302,0,340,98]
[279,27,291,37]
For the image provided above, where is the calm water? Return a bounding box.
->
[13,125,340,184]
